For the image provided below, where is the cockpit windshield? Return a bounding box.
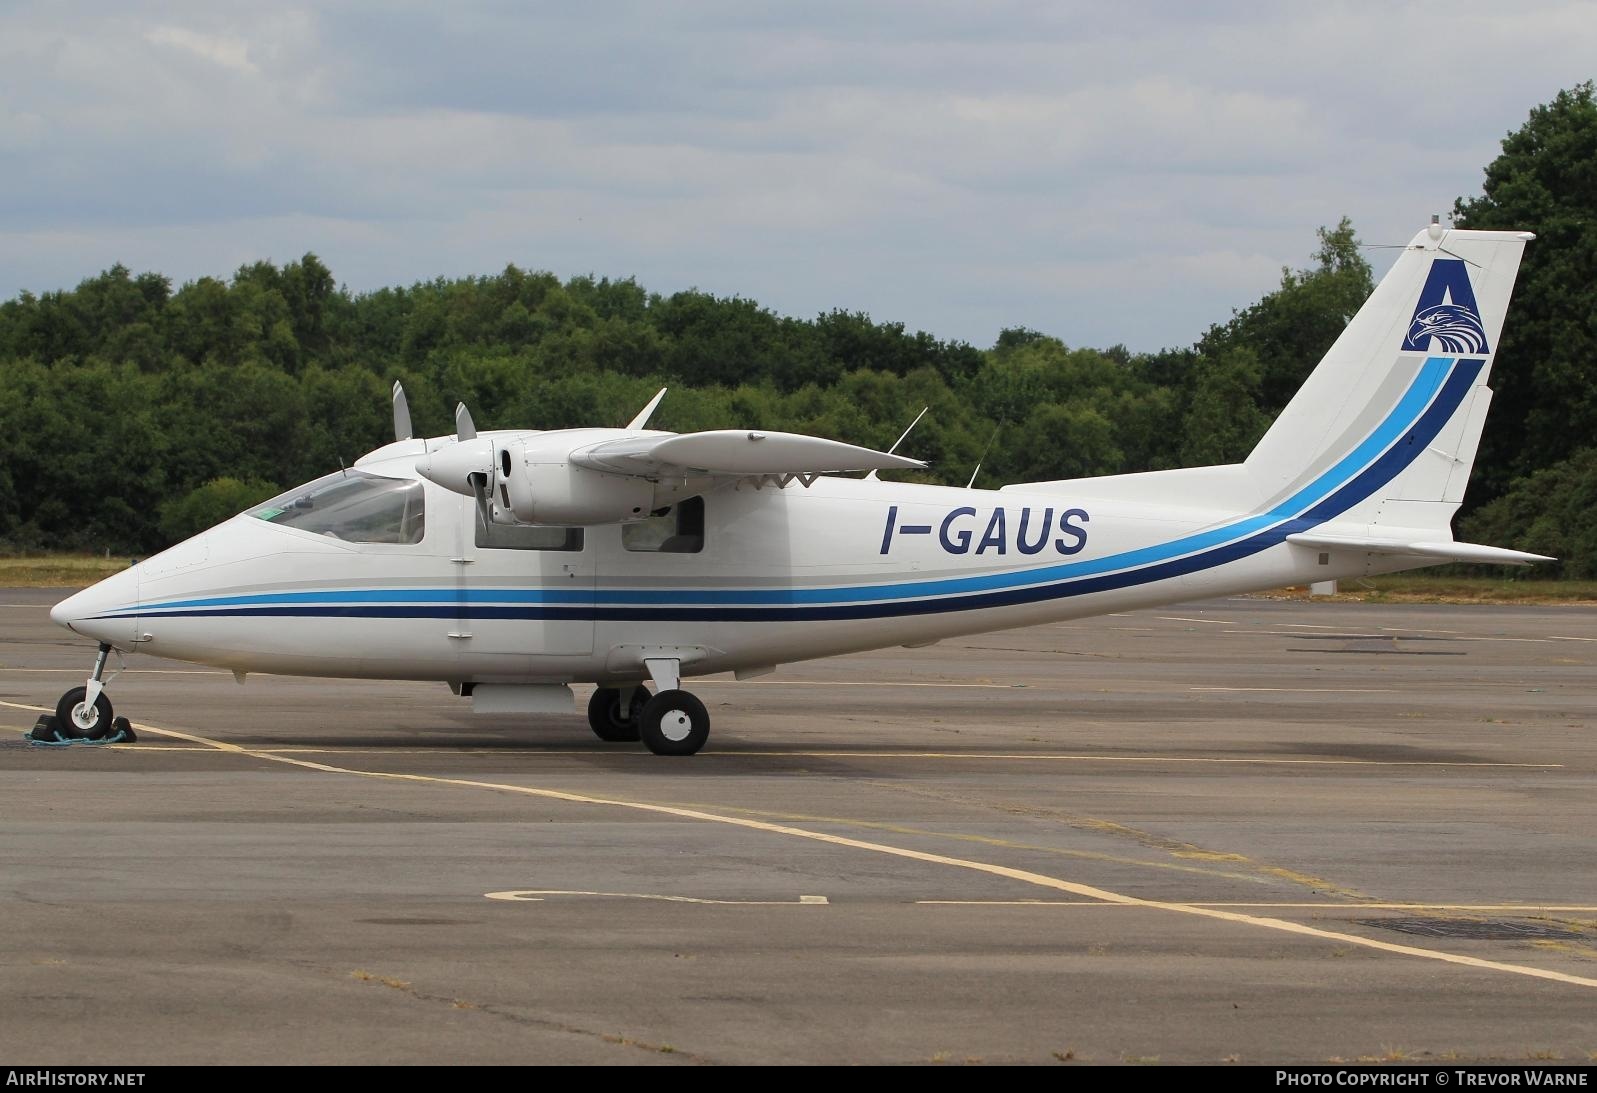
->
[249,470,426,544]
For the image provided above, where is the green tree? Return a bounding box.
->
[1461,446,1597,578]
[158,477,281,543]
[1178,348,1271,466]
[1454,81,1597,507]
[1197,218,1373,414]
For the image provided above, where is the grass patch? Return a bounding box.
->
[1260,574,1597,605]
[0,553,134,588]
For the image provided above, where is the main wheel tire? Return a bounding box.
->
[638,689,709,756]
[55,686,113,740]
[587,686,647,742]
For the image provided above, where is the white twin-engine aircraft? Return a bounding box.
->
[47,223,1550,754]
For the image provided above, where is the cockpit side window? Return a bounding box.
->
[622,496,705,553]
[250,471,426,544]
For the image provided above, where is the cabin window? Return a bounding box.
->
[623,496,704,553]
[475,507,583,551]
[250,471,426,544]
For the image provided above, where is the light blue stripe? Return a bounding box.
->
[137,358,1453,614]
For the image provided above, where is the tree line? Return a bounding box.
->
[1,83,1592,576]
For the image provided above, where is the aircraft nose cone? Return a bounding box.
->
[50,588,89,633]
[49,568,138,645]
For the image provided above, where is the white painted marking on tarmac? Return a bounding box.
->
[1549,635,1597,643]
[1189,686,1397,694]
[7,699,1590,993]
[1155,616,1236,625]
[485,889,829,906]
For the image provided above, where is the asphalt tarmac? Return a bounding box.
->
[2,589,1594,1065]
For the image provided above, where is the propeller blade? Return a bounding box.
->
[626,387,668,431]
[455,403,477,441]
[468,472,493,529]
[392,382,413,441]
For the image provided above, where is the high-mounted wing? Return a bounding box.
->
[572,430,925,478]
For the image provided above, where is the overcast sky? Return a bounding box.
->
[2,2,1592,352]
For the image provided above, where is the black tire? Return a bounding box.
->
[55,686,113,740]
[587,686,647,742]
[638,690,709,756]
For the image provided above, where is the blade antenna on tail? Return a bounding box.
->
[392,382,413,441]
[865,406,929,482]
[967,425,1001,490]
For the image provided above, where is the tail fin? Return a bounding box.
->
[1243,224,1532,536]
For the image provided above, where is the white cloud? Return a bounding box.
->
[0,1,1592,350]
[144,25,257,74]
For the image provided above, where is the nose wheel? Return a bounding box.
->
[40,642,133,743]
[56,685,114,739]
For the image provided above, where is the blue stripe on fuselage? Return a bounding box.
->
[108,358,1476,623]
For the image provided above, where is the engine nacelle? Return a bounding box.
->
[495,444,656,526]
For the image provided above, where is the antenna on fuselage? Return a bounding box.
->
[865,406,929,482]
[966,425,1000,490]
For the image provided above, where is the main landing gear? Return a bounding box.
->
[30,642,137,744]
[585,658,711,756]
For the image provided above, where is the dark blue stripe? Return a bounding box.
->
[122,360,1458,618]
[116,360,1481,626]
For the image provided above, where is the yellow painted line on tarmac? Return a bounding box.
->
[5,698,1594,991]
[917,901,1597,912]
[696,680,1017,689]
[650,750,1561,769]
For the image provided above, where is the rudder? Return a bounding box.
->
[1244,223,1531,537]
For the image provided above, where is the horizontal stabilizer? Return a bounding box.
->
[1285,533,1554,566]
[572,430,925,477]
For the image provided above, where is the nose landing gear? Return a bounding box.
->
[29,642,137,744]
